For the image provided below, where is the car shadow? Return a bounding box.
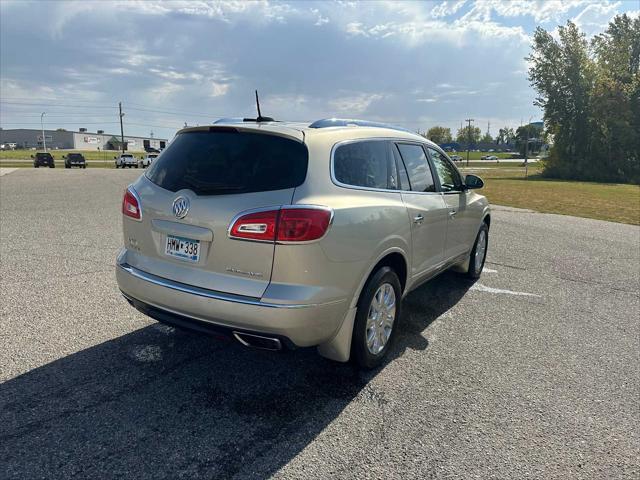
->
[0,272,473,479]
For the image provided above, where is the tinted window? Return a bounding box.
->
[334,141,395,189]
[68,154,83,160]
[36,153,52,160]
[396,144,436,192]
[428,148,462,192]
[392,145,411,190]
[146,130,308,195]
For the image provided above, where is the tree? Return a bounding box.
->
[425,126,452,144]
[527,15,639,183]
[515,124,543,156]
[480,132,493,144]
[456,125,481,145]
[496,127,515,145]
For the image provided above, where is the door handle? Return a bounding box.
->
[413,214,424,224]
[448,210,457,217]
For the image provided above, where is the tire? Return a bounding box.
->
[466,223,489,279]
[351,266,402,369]
[34,164,39,168]
[50,165,55,168]
[65,165,70,169]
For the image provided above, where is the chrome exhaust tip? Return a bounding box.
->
[233,331,282,351]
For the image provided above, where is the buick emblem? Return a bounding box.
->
[172,196,190,219]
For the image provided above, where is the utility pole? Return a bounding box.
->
[119,102,125,154]
[465,118,474,166]
[524,116,533,179]
[40,112,47,152]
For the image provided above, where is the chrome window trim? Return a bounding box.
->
[118,262,343,309]
[330,137,443,196]
[227,204,335,244]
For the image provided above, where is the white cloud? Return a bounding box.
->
[431,1,468,18]
[330,93,384,114]
[210,82,229,97]
[572,1,622,35]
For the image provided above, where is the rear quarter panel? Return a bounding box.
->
[268,130,412,310]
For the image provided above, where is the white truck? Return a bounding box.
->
[138,153,158,168]
[114,153,137,168]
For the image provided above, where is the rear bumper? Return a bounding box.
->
[115,257,347,347]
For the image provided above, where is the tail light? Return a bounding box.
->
[229,206,332,243]
[229,209,279,241]
[122,187,142,221]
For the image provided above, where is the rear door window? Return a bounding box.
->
[334,140,396,190]
[146,129,308,195]
[395,143,436,193]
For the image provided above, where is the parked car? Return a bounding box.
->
[114,153,137,168]
[116,118,490,368]
[63,153,86,169]
[450,154,463,162]
[32,152,55,168]
[481,155,498,160]
[138,153,158,168]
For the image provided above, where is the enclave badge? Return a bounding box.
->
[172,196,190,219]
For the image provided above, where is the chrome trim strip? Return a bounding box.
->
[118,262,342,309]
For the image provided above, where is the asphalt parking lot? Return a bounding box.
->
[1,168,638,479]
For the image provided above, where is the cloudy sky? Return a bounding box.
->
[1,0,637,140]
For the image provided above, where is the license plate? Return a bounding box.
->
[165,235,200,262]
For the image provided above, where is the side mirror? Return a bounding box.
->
[464,174,484,189]
[30,155,34,158]
[62,155,66,159]
[113,156,117,159]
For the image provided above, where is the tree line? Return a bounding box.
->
[529,14,639,183]
[423,14,638,183]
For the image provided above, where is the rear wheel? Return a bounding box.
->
[466,223,489,279]
[351,266,401,369]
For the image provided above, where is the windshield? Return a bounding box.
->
[146,129,308,195]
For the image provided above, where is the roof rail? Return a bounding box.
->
[308,118,412,133]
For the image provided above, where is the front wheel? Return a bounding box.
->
[466,223,489,279]
[351,266,402,369]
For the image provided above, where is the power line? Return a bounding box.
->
[0,100,118,109]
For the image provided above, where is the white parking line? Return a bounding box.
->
[482,267,498,273]
[0,168,18,176]
[471,283,540,297]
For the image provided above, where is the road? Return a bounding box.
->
[1,169,638,479]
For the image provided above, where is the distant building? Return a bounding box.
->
[0,128,167,152]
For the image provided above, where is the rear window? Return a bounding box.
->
[68,154,83,159]
[36,153,52,159]
[146,129,308,195]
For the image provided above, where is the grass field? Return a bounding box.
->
[463,165,640,225]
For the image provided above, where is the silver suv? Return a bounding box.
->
[116,119,490,368]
